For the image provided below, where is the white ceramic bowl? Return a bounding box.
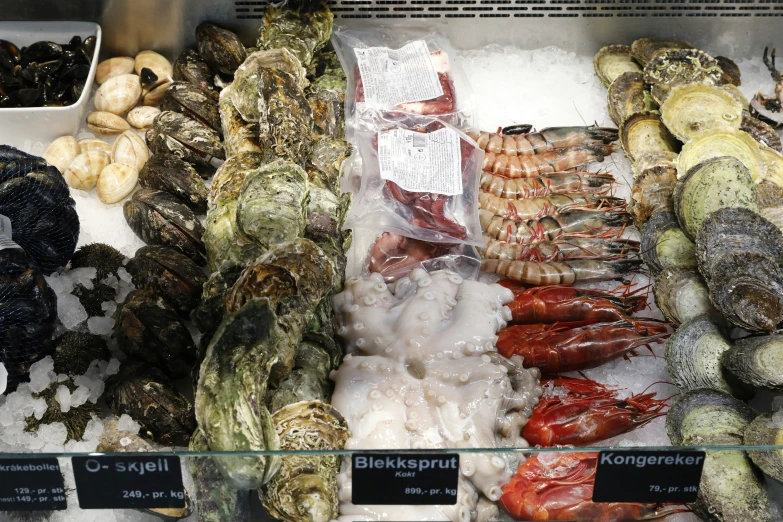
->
[0,21,101,149]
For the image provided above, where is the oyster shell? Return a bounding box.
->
[716,55,742,86]
[105,359,197,446]
[308,136,351,193]
[173,49,215,95]
[191,264,244,361]
[640,211,696,275]
[673,155,758,239]
[630,152,677,225]
[43,135,80,174]
[758,142,783,188]
[676,128,765,182]
[257,0,333,69]
[741,111,783,152]
[196,23,247,76]
[654,267,719,325]
[661,84,743,142]
[203,201,263,272]
[126,244,207,315]
[160,81,222,134]
[722,334,783,390]
[744,413,783,483]
[308,86,345,138]
[123,187,206,265]
[139,153,209,213]
[696,207,783,333]
[146,111,225,174]
[593,44,643,87]
[619,111,679,162]
[219,85,264,158]
[607,71,653,127]
[267,341,333,412]
[97,163,139,204]
[630,38,694,67]
[644,49,723,104]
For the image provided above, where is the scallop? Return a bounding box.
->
[43,136,80,174]
[629,152,677,225]
[78,138,113,154]
[660,84,743,143]
[654,267,719,325]
[87,111,131,135]
[722,334,783,390]
[94,74,142,115]
[676,129,765,182]
[97,163,139,204]
[619,111,679,162]
[630,38,694,67]
[640,211,696,276]
[64,150,111,190]
[741,111,782,152]
[593,45,642,87]
[758,143,783,189]
[722,83,748,107]
[112,130,150,172]
[607,71,653,127]
[644,49,722,104]
[95,56,135,85]
[716,55,742,86]
[744,413,783,483]
[127,106,161,131]
[134,50,173,83]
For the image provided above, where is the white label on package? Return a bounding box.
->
[0,214,20,251]
[378,127,463,196]
[354,41,444,107]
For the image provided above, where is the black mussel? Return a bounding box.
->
[20,64,44,86]
[18,86,41,107]
[146,111,224,174]
[21,41,63,65]
[37,59,63,76]
[160,81,222,134]
[0,40,20,70]
[138,153,209,213]
[173,49,215,95]
[79,36,96,64]
[114,287,197,378]
[139,66,159,89]
[59,63,90,82]
[501,124,534,135]
[0,72,22,89]
[196,22,246,76]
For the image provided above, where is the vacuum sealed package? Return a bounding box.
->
[344,114,484,247]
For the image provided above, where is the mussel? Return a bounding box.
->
[160,82,222,134]
[196,23,247,76]
[722,334,783,391]
[654,267,720,325]
[146,111,225,174]
[139,153,209,213]
[661,84,743,142]
[744,413,783,483]
[593,45,643,87]
[619,111,679,162]
[640,211,696,275]
[644,49,722,103]
[173,49,215,94]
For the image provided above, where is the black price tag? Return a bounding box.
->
[351,453,459,505]
[0,457,67,511]
[72,456,185,510]
[593,450,705,504]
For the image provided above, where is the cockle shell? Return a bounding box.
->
[64,150,111,190]
[87,111,131,135]
[78,138,112,154]
[95,56,135,84]
[43,136,80,174]
[111,130,150,172]
[94,74,141,115]
[127,106,161,131]
[97,163,139,204]
[134,50,173,83]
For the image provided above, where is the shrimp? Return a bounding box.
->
[496,320,671,373]
[500,452,688,521]
[523,376,668,446]
[483,147,616,178]
[480,208,631,244]
[480,171,615,199]
[479,192,625,221]
[468,125,618,155]
[481,258,642,286]
[481,236,639,262]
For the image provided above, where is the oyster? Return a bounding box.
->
[619,111,679,162]
[644,49,722,104]
[191,264,244,360]
[267,341,333,412]
[146,111,225,174]
[257,0,333,70]
[722,334,783,390]
[607,71,654,127]
[262,401,349,522]
[676,128,765,182]
[173,49,215,94]
[308,86,345,138]
[308,136,351,193]
[160,81,222,134]
[203,200,263,271]
[630,38,694,67]
[661,84,743,142]
[139,153,209,213]
[126,245,207,315]
[744,413,783,483]
[219,85,264,158]
[640,211,696,276]
[758,143,783,188]
[716,55,742,86]
[629,152,677,225]
[105,359,197,446]
[654,267,720,325]
[673,156,758,239]
[593,44,643,87]
[741,111,783,152]
[114,287,197,378]
[196,23,247,76]
[124,188,206,265]
[696,207,783,333]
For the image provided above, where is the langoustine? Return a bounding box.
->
[480,171,615,199]
[480,208,631,244]
[479,191,625,221]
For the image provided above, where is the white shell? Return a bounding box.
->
[94,74,142,115]
[98,163,139,204]
[112,130,150,172]
[43,136,80,174]
[142,81,172,106]
[95,56,135,84]
[64,150,111,190]
[78,138,113,154]
[126,106,161,130]
[135,50,173,83]
[87,112,131,135]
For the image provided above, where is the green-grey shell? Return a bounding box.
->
[744,413,783,483]
[721,334,783,390]
[653,267,718,325]
[640,211,696,275]
[666,388,757,446]
[257,0,334,69]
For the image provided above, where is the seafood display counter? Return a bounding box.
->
[1,1,783,521]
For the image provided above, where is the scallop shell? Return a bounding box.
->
[87,111,131,135]
[94,74,142,115]
[593,45,642,87]
[630,38,694,67]
[95,56,135,85]
[722,334,783,390]
[673,155,758,239]
[78,138,113,154]
[134,50,173,83]
[757,143,783,189]
[643,49,723,104]
[607,71,650,127]
[722,83,748,107]
[640,210,696,275]
[741,111,782,152]
[111,130,150,172]
[630,153,677,225]
[676,128,765,182]
[744,414,783,483]
[619,111,679,162]
[43,136,80,174]
[716,55,742,86]
[661,84,743,143]
[127,106,161,131]
[97,163,139,204]
[654,267,718,325]
[64,150,111,190]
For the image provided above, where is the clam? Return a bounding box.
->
[644,49,723,104]
[716,55,742,86]
[629,152,677,225]
[63,149,110,190]
[661,84,743,142]
[607,71,653,127]
[43,135,80,174]
[134,50,173,84]
[674,156,758,239]
[95,56,135,84]
[697,207,783,333]
[654,267,719,325]
[93,74,141,115]
[196,23,247,76]
[677,128,765,182]
[744,413,783,483]
[77,137,112,154]
[160,81,221,133]
[619,111,679,162]
[665,316,752,399]
[630,38,694,67]
[111,130,149,172]
[741,111,782,152]
[722,334,783,390]
[123,188,206,265]
[126,106,161,131]
[640,211,696,275]
[142,82,171,106]
[593,44,643,87]
[146,111,225,173]
[97,163,138,204]
[138,153,209,213]
[173,49,215,94]
[86,111,131,135]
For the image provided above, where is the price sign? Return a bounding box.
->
[72,456,185,510]
[351,453,459,505]
[0,457,67,511]
[593,450,705,504]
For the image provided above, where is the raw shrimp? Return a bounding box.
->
[480,208,631,244]
[481,258,642,286]
[468,126,618,155]
[480,171,615,199]
[479,192,625,221]
[496,320,671,373]
[481,236,639,262]
[523,376,668,446]
[483,148,615,178]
